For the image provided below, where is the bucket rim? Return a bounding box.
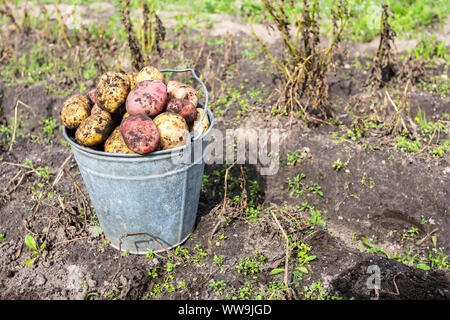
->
[62,108,214,160]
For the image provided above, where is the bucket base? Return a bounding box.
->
[108,232,192,255]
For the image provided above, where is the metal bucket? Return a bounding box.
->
[62,69,214,254]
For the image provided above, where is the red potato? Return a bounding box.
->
[125,80,167,117]
[120,114,160,154]
[167,81,199,108]
[166,99,197,123]
[87,89,96,105]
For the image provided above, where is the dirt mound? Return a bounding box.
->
[331,256,450,300]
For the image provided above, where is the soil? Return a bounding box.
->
[0,5,449,301]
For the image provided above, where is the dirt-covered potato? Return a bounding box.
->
[126,80,167,117]
[166,99,197,123]
[189,108,210,135]
[104,126,135,154]
[120,114,159,154]
[75,110,115,147]
[127,72,138,91]
[167,81,199,108]
[92,104,123,124]
[60,94,91,129]
[153,112,189,150]
[95,72,130,114]
[136,66,165,83]
[90,104,103,115]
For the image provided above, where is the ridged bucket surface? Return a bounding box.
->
[62,69,214,254]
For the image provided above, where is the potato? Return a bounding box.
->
[153,112,189,150]
[136,66,165,83]
[104,126,135,154]
[126,80,167,117]
[60,94,91,129]
[120,114,159,154]
[122,112,131,120]
[92,103,123,125]
[167,81,199,108]
[166,99,197,123]
[87,89,96,105]
[189,108,210,135]
[91,104,103,115]
[127,72,138,91]
[75,110,115,147]
[95,72,130,114]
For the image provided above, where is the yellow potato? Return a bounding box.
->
[127,72,138,90]
[122,112,131,120]
[95,72,130,114]
[90,104,103,115]
[60,94,91,129]
[104,126,135,154]
[153,112,189,150]
[189,108,210,135]
[136,66,165,83]
[75,110,114,147]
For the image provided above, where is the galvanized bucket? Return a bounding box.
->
[62,69,214,254]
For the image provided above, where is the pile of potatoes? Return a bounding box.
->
[60,66,210,154]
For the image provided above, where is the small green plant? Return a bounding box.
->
[286,173,306,196]
[192,244,208,266]
[402,227,419,239]
[430,140,450,158]
[427,248,450,270]
[236,250,266,276]
[106,289,116,299]
[285,150,307,166]
[166,261,177,273]
[174,245,191,260]
[308,207,326,227]
[301,281,342,300]
[84,291,99,300]
[209,280,227,295]
[359,237,389,258]
[41,116,58,139]
[396,135,421,153]
[213,254,224,268]
[148,266,159,279]
[99,240,109,253]
[145,250,155,259]
[0,233,6,242]
[307,182,323,197]
[332,158,343,171]
[60,138,71,147]
[24,235,46,266]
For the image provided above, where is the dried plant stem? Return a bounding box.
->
[55,0,72,48]
[8,99,36,152]
[0,2,20,30]
[207,160,237,254]
[270,210,291,300]
[250,20,288,78]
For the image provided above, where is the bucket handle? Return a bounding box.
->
[160,68,209,141]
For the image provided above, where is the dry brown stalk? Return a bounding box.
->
[254,0,349,124]
[270,210,291,299]
[367,4,397,87]
[8,98,36,152]
[119,0,144,71]
[119,0,165,70]
[55,0,72,48]
[207,160,237,254]
[0,1,20,31]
